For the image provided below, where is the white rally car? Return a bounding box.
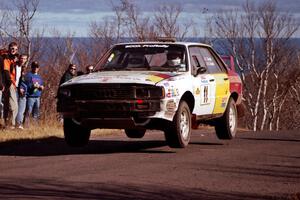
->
[57,40,243,148]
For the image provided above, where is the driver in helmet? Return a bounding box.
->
[166,50,183,67]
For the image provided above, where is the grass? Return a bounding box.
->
[0,120,120,142]
[0,122,63,142]
[0,119,248,143]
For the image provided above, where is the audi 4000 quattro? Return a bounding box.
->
[57,40,243,148]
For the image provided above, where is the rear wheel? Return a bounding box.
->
[164,101,191,148]
[124,129,146,138]
[215,98,237,139]
[64,118,91,147]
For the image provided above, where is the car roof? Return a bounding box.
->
[114,41,212,48]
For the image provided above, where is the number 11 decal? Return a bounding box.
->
[201,85,210,105]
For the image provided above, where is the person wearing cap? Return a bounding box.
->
[24,61,44,124]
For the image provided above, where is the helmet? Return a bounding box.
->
[86,65,94,73]
[167,51,182,67]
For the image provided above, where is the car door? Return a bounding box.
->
[199,47,230,114]
[189,46,216,115]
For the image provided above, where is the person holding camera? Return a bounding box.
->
[24,61,44,126]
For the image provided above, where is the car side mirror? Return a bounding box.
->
[197,66,207,74]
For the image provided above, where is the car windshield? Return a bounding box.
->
[100,44,187,72]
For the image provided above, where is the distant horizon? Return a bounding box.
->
[2,36,300,39]
[0,0,300,37]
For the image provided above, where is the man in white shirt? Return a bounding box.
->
[15,55,27,86]
[16,54,28,129]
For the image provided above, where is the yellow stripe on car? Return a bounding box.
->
[212,74,230,114]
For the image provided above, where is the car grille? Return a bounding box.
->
[74,87,132,100]
[76,101,159,118]
[65,83,163,100]
[59,83,163,118]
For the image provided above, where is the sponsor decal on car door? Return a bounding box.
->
[193,74,216,115]
[198,47,230,115]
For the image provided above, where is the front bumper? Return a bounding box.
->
[57,99,161,119]
[57,83,165,128]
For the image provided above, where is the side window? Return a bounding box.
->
[189,47,206,72]
[199,48,224,74]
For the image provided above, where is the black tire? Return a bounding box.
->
[164,101,191,148]
[215,98,237,140]
[124,129,146,138]
[64,118,91,147]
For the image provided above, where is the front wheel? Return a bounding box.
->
[164,101,191,148]
[215,98,237,139]
[64,118,91,147]
[124,129,146,138]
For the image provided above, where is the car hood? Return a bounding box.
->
[62,71,182,86]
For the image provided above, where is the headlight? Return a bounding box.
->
[136,88,149,98]
[59,88,71,97]
[135,87,165,99]
[161,87,165,98]
[152,86,165,98]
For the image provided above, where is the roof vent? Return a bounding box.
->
[157,37,176,42]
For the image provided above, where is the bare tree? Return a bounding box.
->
[0,4,10,46]
[15,0,39,61]
[154,4,195,40]
[110,0,127,43]
[89,0,198,45]
[115,0,157,41]
[90,19,116,51]
[38,30,79,121]
[0,0,40,65]
[280,52,300,130]
[207,0,299,131]
[88,0,129,62]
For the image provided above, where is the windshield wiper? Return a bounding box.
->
[149,66,181,72]
[102,66,124,71]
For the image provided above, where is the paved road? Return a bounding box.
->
[0,129,299,200]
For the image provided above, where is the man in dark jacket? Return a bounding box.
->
[57,64,76,123]
[59,64,77,85]
[0,51,5,126]
[0,55,4,90]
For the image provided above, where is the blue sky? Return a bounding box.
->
[1,0,300,37]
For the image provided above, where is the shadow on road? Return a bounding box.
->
[237,130,300,143]
[0,178,287,200]
[189,142,223,146]
[0,137,173,156]
[240,137,300,142]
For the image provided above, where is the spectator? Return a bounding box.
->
[2,42,19,129]
[77,70,84,76]
[0,49,6,127]
[24,61,44,125]
[16,54,28,129]
[57,64,76,123]
[85,65,94,74]
[59,64,76,85]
